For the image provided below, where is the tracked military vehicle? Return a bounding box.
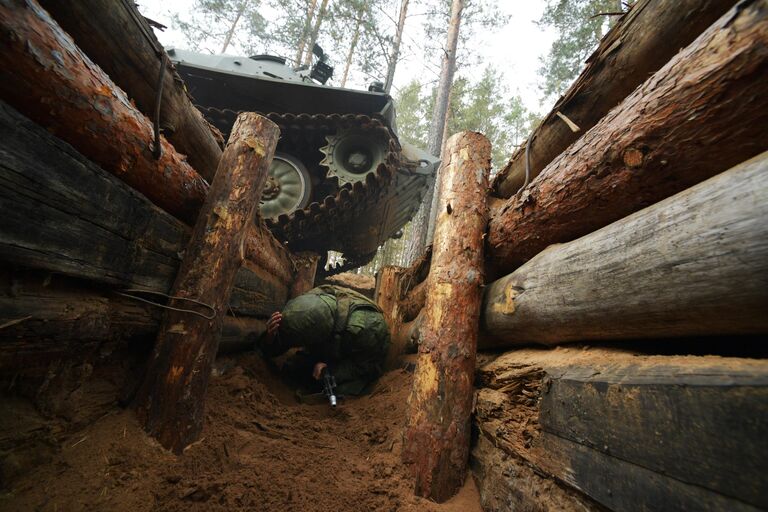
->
[168,45,437,272]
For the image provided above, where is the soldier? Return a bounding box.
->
[259,285,390,396]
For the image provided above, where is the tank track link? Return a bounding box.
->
[198,107,428,275]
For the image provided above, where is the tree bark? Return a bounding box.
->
[38,0,225,181]
[399,278,426,323]
[289,252,320,298]
[384,0,409,93]
[491,0,737,199]
[134,113,279,453]
[375,266,406,369]
[303,0,330,66]
[220,0,247,54]
[0,100,292,318]
[0,270,266,371]
[340,15,362,87]
[481,151,768,349]
[487,1,768,276]
[0,0,208,224]
[474,347,768,511]
[295,0,318,65]
[404,0,464,264]
[402,132,490,502]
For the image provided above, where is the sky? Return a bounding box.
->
[138,1,557,115]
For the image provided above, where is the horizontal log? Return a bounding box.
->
[39,0,224,181]
[0,271,264,371]
[474,347,768,511]
[470,434,601,512]
[491,0,736,198]
[0,0,207,224]
[0,101,290,317]
[488,1,768,275]
[481,151,768,348]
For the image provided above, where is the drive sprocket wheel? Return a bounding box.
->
[320,128,390,186]
[259,152,312,219]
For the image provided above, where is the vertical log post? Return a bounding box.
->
[376,266,406,369]
[289,252,320,298]
[402,132,491,502]
[134,113,279,453]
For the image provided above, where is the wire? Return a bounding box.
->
[152,53,167,159]
[115,288,216,320]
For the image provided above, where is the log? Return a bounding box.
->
[474,347,768,511]
[289,252,320,298]
[134,113,279,453]
[471,435,601,512]
[487,1,768,275]
[0,270,266,372]
[0,0,207,224]
[480,151,768,348]
[39,0,224,181]
[491,0,736,198]
[0,100,290,318]
[399,279,426,323]
[402,132,490,502]
[376,266,407,369]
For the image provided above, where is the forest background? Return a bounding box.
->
[139,0,629,272]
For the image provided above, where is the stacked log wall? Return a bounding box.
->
[472,347,768,511]
[491,0,737,198]
[0,101,285,368]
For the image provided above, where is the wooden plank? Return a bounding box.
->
[480,151,768,348]
[487,1,768,275]
[40,0,224,181]
[474,347,768,512]
[0,101,289,318]
[403,132,490,502]
[491,0,736,198]
[134,113,279,453]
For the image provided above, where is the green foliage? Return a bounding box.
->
[171,0,266,55]
[423,0,509,67]
[327,0,392,85]
[394,67,536,172]
[538,0,627,102]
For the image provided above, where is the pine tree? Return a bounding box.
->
[172,0,266,55]
[538,0,628,101]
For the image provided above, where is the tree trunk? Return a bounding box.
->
[37,0,224,182]
[384,0,409,93]
[0,0,207,224]
[405,0,464,264]
[375,266,406,368]
[0,270,266,371]
[491,0,738,199]
[399,279,426,323]
[0,100,292,318]
[289,252,320,298]
[474,347,768,511]
[425,88,454,243]
[134,113,279,453]
[488,1,768,276]
[295,0,318,65]
[402,132,490,502]
[221,0,247,54]
[340,16,362,87]
[481,151,768,349]
[303,0,330,66]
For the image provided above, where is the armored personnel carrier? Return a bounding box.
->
[168,45,437,272]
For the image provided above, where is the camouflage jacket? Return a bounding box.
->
[263,285,390,395]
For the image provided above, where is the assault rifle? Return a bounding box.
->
[321,368,338,407]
